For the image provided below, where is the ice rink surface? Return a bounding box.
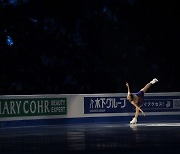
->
[1,122,180,154]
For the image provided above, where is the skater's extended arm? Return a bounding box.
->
[126,82,130,94]
[126,82,132,100]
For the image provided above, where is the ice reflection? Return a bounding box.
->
[67,131,85,150]
[1,123,180,153]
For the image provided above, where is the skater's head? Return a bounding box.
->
[127,93,133,102]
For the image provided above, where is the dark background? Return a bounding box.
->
[0,0,179,95]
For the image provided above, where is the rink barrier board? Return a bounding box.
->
[0,93,180,128]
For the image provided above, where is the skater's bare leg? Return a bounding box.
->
[135,107,140,119]
[141,78,158,93]
[140,82,152,93]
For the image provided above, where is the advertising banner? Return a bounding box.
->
[143,96,180,112]
[84,96,180,114]
[84,97,130,113]
[0,97,67,117]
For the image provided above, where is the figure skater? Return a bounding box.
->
[126,78,158,124]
